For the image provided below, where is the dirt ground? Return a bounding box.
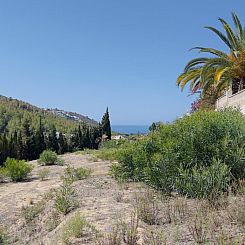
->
[0,153,144,245]
[0,153,244,245]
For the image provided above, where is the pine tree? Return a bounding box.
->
[101,107,111,140]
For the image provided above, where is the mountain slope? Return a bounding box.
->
[0,95,98,134]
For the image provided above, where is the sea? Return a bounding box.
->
[112,125,149,135]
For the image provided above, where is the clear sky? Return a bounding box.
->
[0,1,245,125]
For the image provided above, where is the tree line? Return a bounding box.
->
[0,108,111,166]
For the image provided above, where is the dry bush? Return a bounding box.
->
[0,226,9,245]
[227,198,245,226]
[143,228,167,245]
[214,231,245,245]
[21,199,46,223]
[162,197,189,224]
[121,211,140,245]
[188,213,209,244]
[135,190,160,225]
[231,179,245,196]
[96,223,122,245]
[115,192,124,203]
[45,210,61,232]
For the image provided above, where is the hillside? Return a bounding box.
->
[47,108,98,126]
[0,95,98,134]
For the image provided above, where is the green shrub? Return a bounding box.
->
[175,159,230,199]
[63,166,92,182]
[38,150,58,165]
[1,158,33,182]
[112,109,245,198]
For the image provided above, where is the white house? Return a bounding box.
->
[111,135,126,140]
[216,88,245,113]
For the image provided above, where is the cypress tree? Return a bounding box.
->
[16,132,24,160]
[22,119,36,160]
[101,107,111,140]
[35,117,45,157]
[47,125,59,153]
[58,132,67,154]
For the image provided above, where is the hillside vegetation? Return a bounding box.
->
[0,95,97,134]
[0,95,111,165]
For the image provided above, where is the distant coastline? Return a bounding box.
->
[112,125,149,135]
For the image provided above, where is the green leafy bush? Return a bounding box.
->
[38,150,59,166]
[111,109,245,198]
[64,166,92,182]
[1,158,33,182]
[175,159,230,199]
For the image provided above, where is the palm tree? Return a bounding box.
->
[177,13,245,98]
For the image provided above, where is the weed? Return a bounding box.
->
[115,192,124,202]
[135,190,160,225]
[21,200,45,222]
[37,168,50,181]
[143,228,167,245]
[121,211,140,245]
[0,227,8,245]
[63,165,92,182]
[46,211,61,232]
[96,223,122,245]
[215,231,245,245]
[227,198,245,226]
[61,212,97,244]
[188,214,209,244]
[55,178,78,215]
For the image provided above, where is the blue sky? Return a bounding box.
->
[0,1,244,125]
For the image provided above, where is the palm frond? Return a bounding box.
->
[200,58,231,83]
[184,58,208,72]
[232,12,243,42]
[205,26,232,49]
[192,47,228,57]
[214,67,229,82]
[219,18,239,50]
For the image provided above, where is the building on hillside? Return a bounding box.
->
[111,135,126,140]
[216,88,245,113]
